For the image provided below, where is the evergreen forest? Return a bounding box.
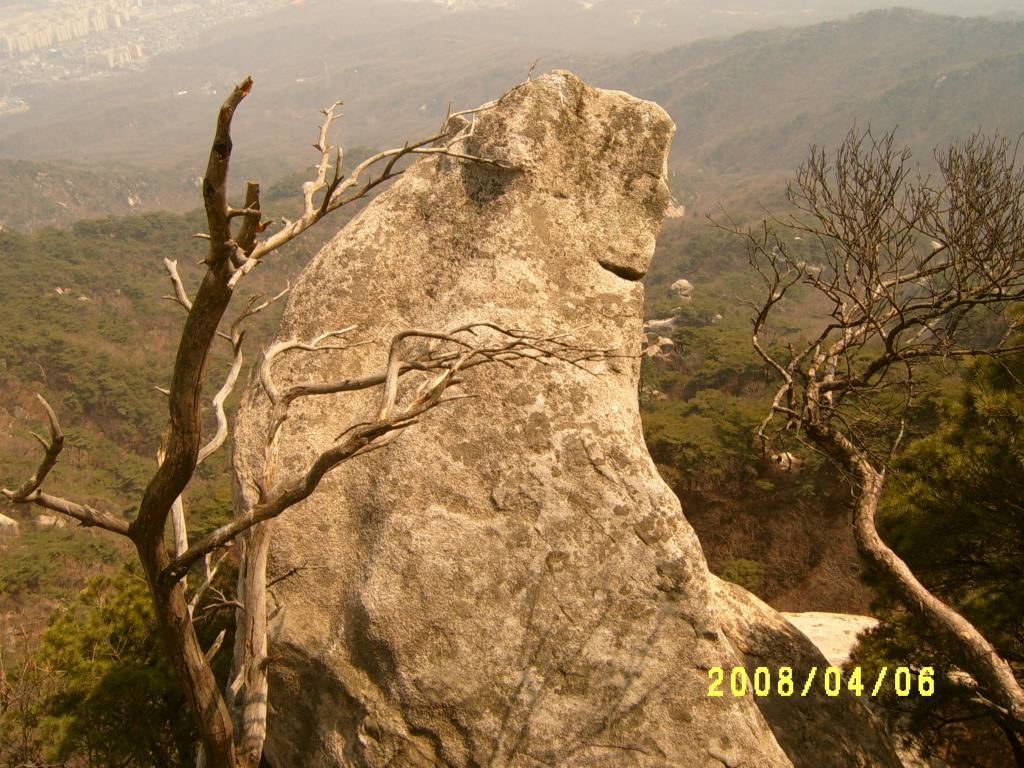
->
[2,4,1024,766]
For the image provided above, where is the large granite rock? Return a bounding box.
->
[781,612,880,668]
[234,71,827,766]
[713,579,904,768]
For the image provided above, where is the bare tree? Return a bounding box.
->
[0,627,58,765]
[1,78,604,768]
[720,128,1024,735]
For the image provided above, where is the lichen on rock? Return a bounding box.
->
[232,71,888,767]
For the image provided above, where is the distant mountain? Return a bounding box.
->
[579,8,1024,212]
[1,5,1023,228]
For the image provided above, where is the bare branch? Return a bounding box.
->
[734,127,1024,733]
[203,76,252,268]
[241,107,514,273]
[375,323,606,421]
[3,395,62,500]
[188,549,229,614]
[1,396,130,536]
[163,258,194,311]
[17,491,130,535]
[204,629,227,663]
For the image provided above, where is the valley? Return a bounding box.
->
[2,2,1024,765]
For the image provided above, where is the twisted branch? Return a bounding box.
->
[1,396,130,536]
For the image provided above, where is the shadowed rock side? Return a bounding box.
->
[712,578,904,768]
[234,71,793,767]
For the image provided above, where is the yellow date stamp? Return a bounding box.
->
[707,666,934,698]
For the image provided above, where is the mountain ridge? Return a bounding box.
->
[4,7,1024,230]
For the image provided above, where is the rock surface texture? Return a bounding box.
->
[235,72,796,767]
[714,579,904,768]
[781,612,880,668]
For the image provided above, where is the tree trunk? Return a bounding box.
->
[140,545,239,768]
[998,718,1024,768]
[808,421,1024,734]
[133,256,240,766]
[233,520,272,768]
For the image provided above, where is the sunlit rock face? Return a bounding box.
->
[234,71,795,767]
[714,580,904,768]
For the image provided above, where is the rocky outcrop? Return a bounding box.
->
[642,331,676,359]
[781,612,880,668]
[643,317,679,336]
[234,71,898,767]
[713,579,904,768]
[670,278,694,299]
[235,70,792,768]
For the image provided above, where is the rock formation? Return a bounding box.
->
[234,71,899,767]
[643,317,679,336]
[781,612,880,668]
[642,331,676,359]
[670,278,694,299]
[0,513,19,535]
[714,579,903,768]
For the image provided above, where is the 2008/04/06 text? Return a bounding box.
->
[708,666,934,698]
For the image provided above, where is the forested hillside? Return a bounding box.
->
[589,8,1024,214]
[2,6,1024,766]
[0,201,347,603]
[0,159,206,233]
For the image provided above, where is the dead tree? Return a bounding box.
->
[1,79,604,768]
[720,128,1024,735]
